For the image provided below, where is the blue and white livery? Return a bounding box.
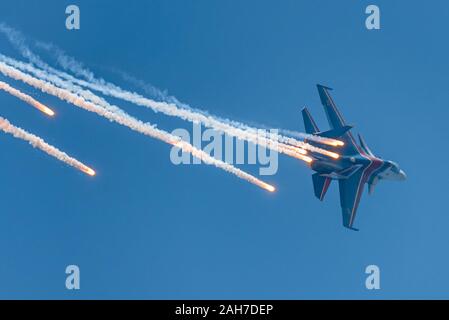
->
[302,85,406,231]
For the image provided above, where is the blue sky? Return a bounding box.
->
[0,0,448,299]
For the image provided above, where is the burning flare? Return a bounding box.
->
[0,61,275,191]
[0,54,339,161]
[81,166,96,176]
[0,115,95,176]
[0,80,54,116]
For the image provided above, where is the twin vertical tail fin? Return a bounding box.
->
[302,107,320,134]
[316,84,346,129]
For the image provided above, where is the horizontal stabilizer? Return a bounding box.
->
[316,125,353,138]
[312,173,331,201]
[317,84,333,91]
[301,107,320,134]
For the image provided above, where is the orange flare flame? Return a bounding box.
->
[81,166,96,176]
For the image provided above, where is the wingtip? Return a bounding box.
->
[317,84,333,91]
[301,106,308,112]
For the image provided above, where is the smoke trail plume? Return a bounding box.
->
[0,24,340,156]
[279,128,344,147]
[42,60,336,157]
[0,55,324,162]
[0,61,275,191]
[0,115,95,175]
[51,64,340,155]
[34,42,340,148]
[0,80,55,116]
[43,51,342,148]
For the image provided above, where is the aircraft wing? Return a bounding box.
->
[338,166,366,230]
[316,84,360,155]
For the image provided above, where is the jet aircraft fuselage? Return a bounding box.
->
[302,85,406,230]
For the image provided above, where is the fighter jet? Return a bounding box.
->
[302,85,406,231]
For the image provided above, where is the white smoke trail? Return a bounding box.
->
[0,80,55,116]
[0,61,275,191]
[34,43,339,147]
[34,41,96,82]
[0,115,95,176]
[0,55,331,162]
[44,53,343,147]
[107,69,345,147]
[53,66,340,153]
[111,71,345,148]
[0,24,340,153]
[0,55,119,113]
[42,62,336,155]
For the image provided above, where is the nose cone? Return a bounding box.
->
[399,169,407,180]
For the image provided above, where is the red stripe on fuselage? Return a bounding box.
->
[320,178,331,200]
